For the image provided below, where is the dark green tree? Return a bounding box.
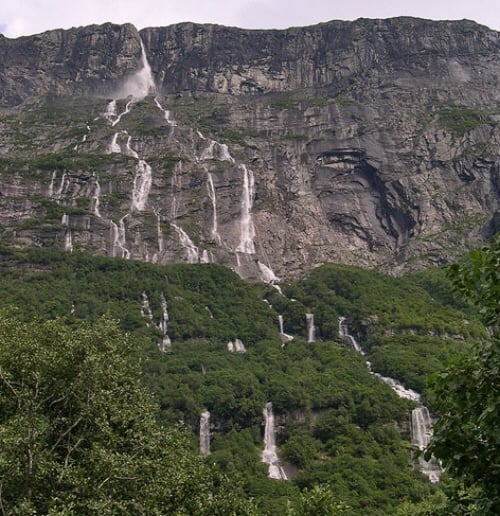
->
[0,313,256,515]
[428,236,500,514]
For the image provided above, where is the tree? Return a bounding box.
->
[286,485,349,516]
[427,236,500,514]
[0,313,256,515]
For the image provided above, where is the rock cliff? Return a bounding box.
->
[0,17,498,279]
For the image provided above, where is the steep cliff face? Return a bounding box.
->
[0,18,498,279]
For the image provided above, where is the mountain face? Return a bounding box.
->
[0,18,499,280]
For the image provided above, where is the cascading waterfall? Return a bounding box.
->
[306,313,315,343]
[261,402,287,480]
[172,224,200,263]
[62,214,73,253]
[227,339,246,353]
[110,216,130,259]
[258,261,280,284]
[82,123,90,143]
[131,159,152,212]
[154,210,164,254]
[48,170,57,197]
[107,132,121,154]
[90,174,101,218]
[158,292,172,352]
[236,164,256,255]
[338,316,364,354]
[140,291,154,323]
[111,99,134,127]
[54,171,68,200]
[278,315,294,347]
[339,317,442,482]
[154,97,176,126]
[206,171,222,245]
[199,411,211,456]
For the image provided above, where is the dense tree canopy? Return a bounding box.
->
[428,236,500,514]
[0,313,256,515]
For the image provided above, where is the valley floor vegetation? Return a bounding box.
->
[0,238,497,514]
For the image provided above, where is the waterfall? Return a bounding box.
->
[261,402,287,480]
[236,164,256,254]
[155,211,164,253]
[82,123,90,143]
[48,170,57,197]
[373,373,421,402]
[227,339,246,353]
[104,100,117,123]
[200,250,210,263]
[110,216,130,259]
[62,214,73,253]
[54,171,67,200]
[90,174,101,218]
[306,313,315,343]
[206,171,222,245]
[140,291,154,323]
[131,159,152,212]
[111,100,134,127]
[258,261,280,284]
[158,292,172,352]
[172,224,200,263]
[107,132,121,154]
[200,138,235,162]
[338,316,364,354]
[278,315,294,347]
[200,411,211,456]
[200,140,216,160]
[339,316,442,482]
[154,97,176,126]
[118,39,156,100]
[411,407,442,483]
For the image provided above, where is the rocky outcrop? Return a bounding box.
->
[0,23,142,105]
[0,18,498,279]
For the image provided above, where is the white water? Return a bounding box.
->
[338,316,364,354]
[111,99,134,127]
[200,250,210,263]
[339,317,442,482]
[412,407,442,483]
[236,165,256,254]
[154,210,164,253]
[206,171,222,245]
[90,174,101,217]
[104,100,117,123]
[261,402,287,480]
[54,171,68,200]
[227,339,246,353]
[306,313,315,343]
[131,159,152,212]
[107,132,121,154]
[172,224,200,263]
[278,315,294,347]
[200,411,211,456]
[158,292,172,352]
[62,214,73,252]
[200,138,235,162]
[48,170,57,197]
[258,261,280,284]
[140,291,154,323]
[110,216,130,259]
[154,97,176,126]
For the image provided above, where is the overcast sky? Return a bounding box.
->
[1,0,499,38]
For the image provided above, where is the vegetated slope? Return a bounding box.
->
[0,247,487,514]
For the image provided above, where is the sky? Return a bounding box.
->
[1,0,499,38]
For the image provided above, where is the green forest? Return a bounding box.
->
[0,238,498,514]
